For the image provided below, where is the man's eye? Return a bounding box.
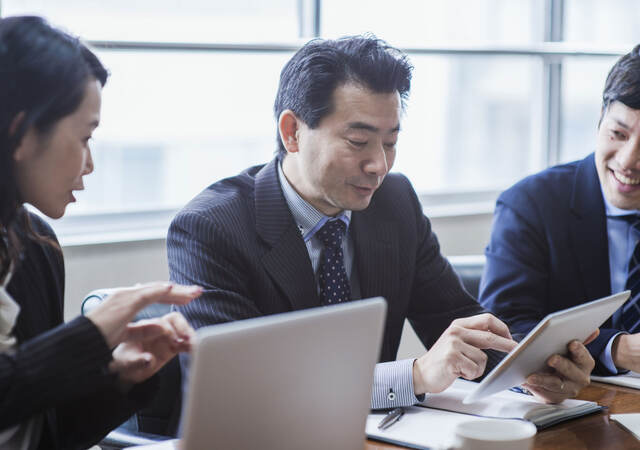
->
[612,130,626,139]
[384,142,397,149]
[348,139,367,147]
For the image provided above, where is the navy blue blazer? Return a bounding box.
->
[479,153,617,373]
[168,158,496,366]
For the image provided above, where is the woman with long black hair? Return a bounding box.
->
[0,16,201,449]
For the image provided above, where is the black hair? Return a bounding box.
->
[273,35,413,156]
[601,44,640,125]
[0,16,108,281]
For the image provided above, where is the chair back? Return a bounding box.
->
[449,255,485,299]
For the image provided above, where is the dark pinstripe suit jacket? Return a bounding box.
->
[169,158,496,366]
[0,211,155,449]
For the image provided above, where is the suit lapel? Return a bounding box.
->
[352,207,399,303]
[569,153,611,301]
[255,159,320,310]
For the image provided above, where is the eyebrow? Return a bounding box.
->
[346,121,401,133]
[612,118,631,130]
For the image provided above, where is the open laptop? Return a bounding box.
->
[179,298,387,450]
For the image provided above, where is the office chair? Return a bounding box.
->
[81,291,183,449]
[449,255,486,299]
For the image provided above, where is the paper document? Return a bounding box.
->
[592,371,640,389]
[367,379,602,449]
[423,379,602,428]
[367,407,512,450]
[611,414,640,440]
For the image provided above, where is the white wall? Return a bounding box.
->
[63,239,169,319]
[61,211,494,358]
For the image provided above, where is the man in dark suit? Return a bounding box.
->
[169,36,593,408]
[480,45,640,376]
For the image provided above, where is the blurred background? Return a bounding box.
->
[2,0,639,324]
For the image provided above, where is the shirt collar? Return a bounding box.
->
[600,182,640,218]
[277,161,351,242]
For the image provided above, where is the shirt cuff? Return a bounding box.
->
[370,359,423,410]
[600,332,629,374]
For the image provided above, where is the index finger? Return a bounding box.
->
[453,313,513,340]
[460,328,518,353]
[135,283,202,308]
[163,311,196,342]
[124,320,170,342]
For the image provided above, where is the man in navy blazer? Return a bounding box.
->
[480,45,640,376]
[169,36,593,408]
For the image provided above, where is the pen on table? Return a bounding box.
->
[377,407,405,430]
[510,386,533,396]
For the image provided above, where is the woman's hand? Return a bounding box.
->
[86,282,201,349]
[109,311,196,386]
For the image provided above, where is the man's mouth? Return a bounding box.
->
[612,170,640,185]
[352,185,376,194]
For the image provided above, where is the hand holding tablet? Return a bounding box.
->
[463,291,630,404]
[522,329,598,403]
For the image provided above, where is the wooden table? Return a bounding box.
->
[131,382,640,450]
[364,382,640,449]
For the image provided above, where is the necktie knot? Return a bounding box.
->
[620,214,640,231]
[317,219,346,250]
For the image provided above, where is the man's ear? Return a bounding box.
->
[278,110,302,154]
[8,111,27,138]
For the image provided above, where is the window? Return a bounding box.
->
[560,0,640,163]
[1,0,637,242]
[322,0,541,45]
[395,55,542,194]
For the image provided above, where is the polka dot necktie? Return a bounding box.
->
[317,219,351,305]
[623,216,640,333]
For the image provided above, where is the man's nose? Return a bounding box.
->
[618,139,640,172]
[364,144,389,177]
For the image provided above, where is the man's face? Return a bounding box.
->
[287,82,401,216]
[596,101,640,210]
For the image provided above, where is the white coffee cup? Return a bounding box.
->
[452,418,537,450]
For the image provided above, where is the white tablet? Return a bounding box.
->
[463,291,630,404]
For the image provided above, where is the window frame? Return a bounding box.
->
[0,0,629,245]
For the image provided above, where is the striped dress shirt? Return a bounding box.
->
[278,163,421,409]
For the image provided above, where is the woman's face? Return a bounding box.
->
[13,78,102,219]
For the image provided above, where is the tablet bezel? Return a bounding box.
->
[464,290,630,404]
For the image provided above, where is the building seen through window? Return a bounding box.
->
[2,0,640,220]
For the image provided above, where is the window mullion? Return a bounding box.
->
[543,0,565,167]
[298,0,320,39]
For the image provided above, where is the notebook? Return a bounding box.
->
[367,379,602,449]
[179,298,387,450]
[592,371,640,389]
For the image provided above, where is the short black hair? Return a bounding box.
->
[601,44,640,125]
[273,35,413,156]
